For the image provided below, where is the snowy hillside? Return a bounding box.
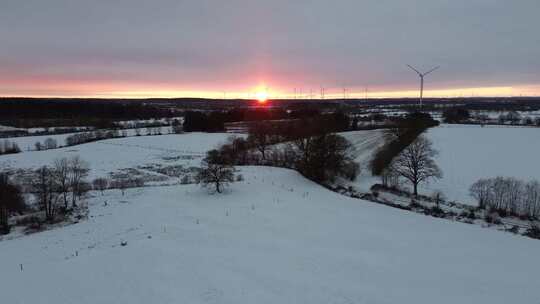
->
[424,124,540,205]
[1,167,539,303]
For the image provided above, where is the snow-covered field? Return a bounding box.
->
[3,126,175,152]
[1,167,539,303]
[0,132,235,180]
[423,124,540,205]
[340,129,386,192]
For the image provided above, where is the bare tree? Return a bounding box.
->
[0,173,25,233]
[68,156,90,208]
[470,177,540,218]
[53,157,71,210]
[111,177,130,195]
[391,135,442,196]
[381,163,400,188]
[44,138,57,149]
[92,178,109,195]
[0,140,20,154]
[469,178,492,210]
[248,122,275,161]
[34,166,61,222]
[196,150,234,193]
[35,141,43,151]
[432,190,445,208]
[524,180,540,217]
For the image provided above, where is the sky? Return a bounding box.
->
[1,0,540,98]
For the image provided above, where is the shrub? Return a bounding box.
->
[524,224,540,239]
[430,206,445,217]
[466,210,477,220]
[508,225,520,234]
[410,200,422,209]
[180,175,190,184]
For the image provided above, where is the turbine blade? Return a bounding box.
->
[407,64,422,76]
[423,66,440,76]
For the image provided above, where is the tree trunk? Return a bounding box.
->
[413,183,418,196]
[0,206,9,234]
[63,192,69,209]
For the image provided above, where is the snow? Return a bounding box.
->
[423,124,540,205]
[1,166,539,303]
[0,132,237,180]
[0,125,25,132]
[340,129,387,192]
[3,126,175,152]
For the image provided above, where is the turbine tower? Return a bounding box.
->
[407,65,439,108]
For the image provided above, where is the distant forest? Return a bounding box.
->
[0,98,175,128]
[2,96,540,128]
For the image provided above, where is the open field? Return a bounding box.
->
[339,129,387,192]
[2,126,175,152]
[423,124,540,205]
[1,166,539,303]
[0,132,235,181]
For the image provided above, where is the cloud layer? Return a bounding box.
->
[1,0,539,97]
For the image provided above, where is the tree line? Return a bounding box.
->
[0,155,153,234]
[182,109,351,133]
[371,112,439,176]
[442,107,540,126]
[0,99,175,127]
[0,139,21,155]
[470,177,540,219]
[195,116,360,192]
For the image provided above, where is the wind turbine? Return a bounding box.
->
[407,65,439,108]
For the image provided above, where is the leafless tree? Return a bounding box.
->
[35,141,43,151]
[53,157,71,209]
[381,163,400,188]
[196,150,234,193]
[248,122,275,161]
[44,138,57,149]
[470,177,540,218]
[391,135,442,196]
[111,178,130,195]
[92,178,109,195]
[469,178,492,210]
[0,173,25,233]
[34,166,61,222]
[68,156,90,208]
[524,180,540,217]
[432,190,445,207]
[0,140,20,154]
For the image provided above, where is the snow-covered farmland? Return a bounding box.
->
[3,126,175,152]
[1,167,539,303]
[423,124,540,205]
[0,132,236,180]
[340,129,387,192]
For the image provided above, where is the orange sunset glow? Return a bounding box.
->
[2,80,540,99]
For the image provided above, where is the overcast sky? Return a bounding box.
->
[1,0,539,97]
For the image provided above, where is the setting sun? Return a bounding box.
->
[256,91,268,103]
